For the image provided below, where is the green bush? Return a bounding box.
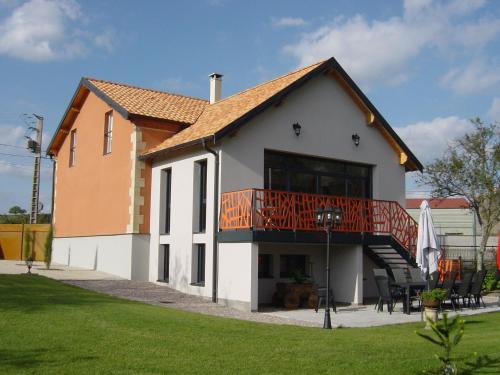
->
[22,229,34,261]
[43,226,53,269]
[421,288,447,302]
[483,272,498,292]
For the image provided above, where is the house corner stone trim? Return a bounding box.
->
[127,126,146,233]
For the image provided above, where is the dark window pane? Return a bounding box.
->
[258,254,273,278]
[265,168,287,191]
[290,172,316,193]
[164,169,171,234]
[280,255,308,278]
[347,179,366,198]
[163,245,169,282]
[346,164,368,177]
[197,244,205,284]
[319,176,345,196]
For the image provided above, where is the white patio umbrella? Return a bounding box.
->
[416,200,441,286]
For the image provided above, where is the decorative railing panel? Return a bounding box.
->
[219,189,418,256]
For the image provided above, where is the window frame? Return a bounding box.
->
[103,111,113,155]
[162,168,172,234]
[69,129,77,167]
[194,159,208,233]
[191,244,206,286]
[158,244,170,283]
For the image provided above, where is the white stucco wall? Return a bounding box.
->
[149,149,216,299]
[52,234,149,280]
[218,242,258,311]
[219,73,406,204]
[332,245,364,304]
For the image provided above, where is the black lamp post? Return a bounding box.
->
[25,257,33,275]
[315,206,342,329]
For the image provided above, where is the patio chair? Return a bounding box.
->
[374,275,399,314]
[373,268,388,277]
[451,271,474,309]
[409,268,426,283]
[468,270,487,309]
[392,268,409,284]
[440,271,457,311]
[314,286,336,314]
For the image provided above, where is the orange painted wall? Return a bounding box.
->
[54,92,133,237]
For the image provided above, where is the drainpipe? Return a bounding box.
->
[202,138,219,303]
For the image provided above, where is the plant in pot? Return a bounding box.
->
[420,288,447,327]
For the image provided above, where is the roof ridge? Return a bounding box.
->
[208,59,329,106]
[84,77,208,103]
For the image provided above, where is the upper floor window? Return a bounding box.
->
[69,129,77,167]
[103,111,113,154]
[162,168,172,234]
[193,160,207,233]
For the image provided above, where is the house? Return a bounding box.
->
[48,57,423,311]
[406,198,499,254]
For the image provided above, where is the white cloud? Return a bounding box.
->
[94,29,114,53]
[395,116,473,163]
[0,0,115,61]
[487,97,500,120]
[283,0,499,87]
[441,61,500,94]
[272,17,307,27]
[0,124,27,147]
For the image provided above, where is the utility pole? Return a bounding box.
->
[27,114,43,224]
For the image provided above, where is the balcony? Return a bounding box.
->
[219,189,418,256]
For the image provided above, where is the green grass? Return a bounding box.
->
[1,275,499,375]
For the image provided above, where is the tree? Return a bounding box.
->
[418,118,500,270]
[8,206,26,215]
[44,225,54,269]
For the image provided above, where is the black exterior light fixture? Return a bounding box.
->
[292,122,301,136]
[315,206,343,329]
[352,133,360,146]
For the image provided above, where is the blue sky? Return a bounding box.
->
[0,0,499,213]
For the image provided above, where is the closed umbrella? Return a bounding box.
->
[416,200,441,288]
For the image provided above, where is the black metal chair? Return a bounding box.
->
[409,268,425,283]
[392,268,409,284]
[452,271,474,309]
[441,271,458,311]
[468,270,487,308]
[374,275,399,314]
[314,287,336,314]
[373,268,388,278]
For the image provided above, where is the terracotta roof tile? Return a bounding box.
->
[406,198,470,209]
[86,78,208,124]
[143,60,326,156]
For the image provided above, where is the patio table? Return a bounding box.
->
[392,281,426,315]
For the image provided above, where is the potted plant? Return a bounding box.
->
[420,288,447,327]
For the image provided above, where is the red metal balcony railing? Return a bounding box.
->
[219,189,418,256]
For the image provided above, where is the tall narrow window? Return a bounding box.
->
[159,244,170,282]
[194,160,207,233]
[69,129,77,167]
[163,168,172,234]
[192,244,205,285]
[103,111,113,154]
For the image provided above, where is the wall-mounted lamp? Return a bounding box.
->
[352,133,360,146]
[292,122,301,136]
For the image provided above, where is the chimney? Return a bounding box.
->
[209,73,223,104]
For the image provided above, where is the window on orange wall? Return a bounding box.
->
[69,129,77,167]
[103,111,113,154]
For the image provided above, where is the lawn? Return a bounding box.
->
[1,275,499,374]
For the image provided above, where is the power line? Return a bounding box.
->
[0,143,26,149]
[0,151,51,159]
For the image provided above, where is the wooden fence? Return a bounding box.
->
[0,224,51,261]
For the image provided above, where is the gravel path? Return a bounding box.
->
[63,279,319,327]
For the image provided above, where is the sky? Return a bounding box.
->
[0,0,499,213]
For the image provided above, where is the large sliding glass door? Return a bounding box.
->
[264,150,371,199]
